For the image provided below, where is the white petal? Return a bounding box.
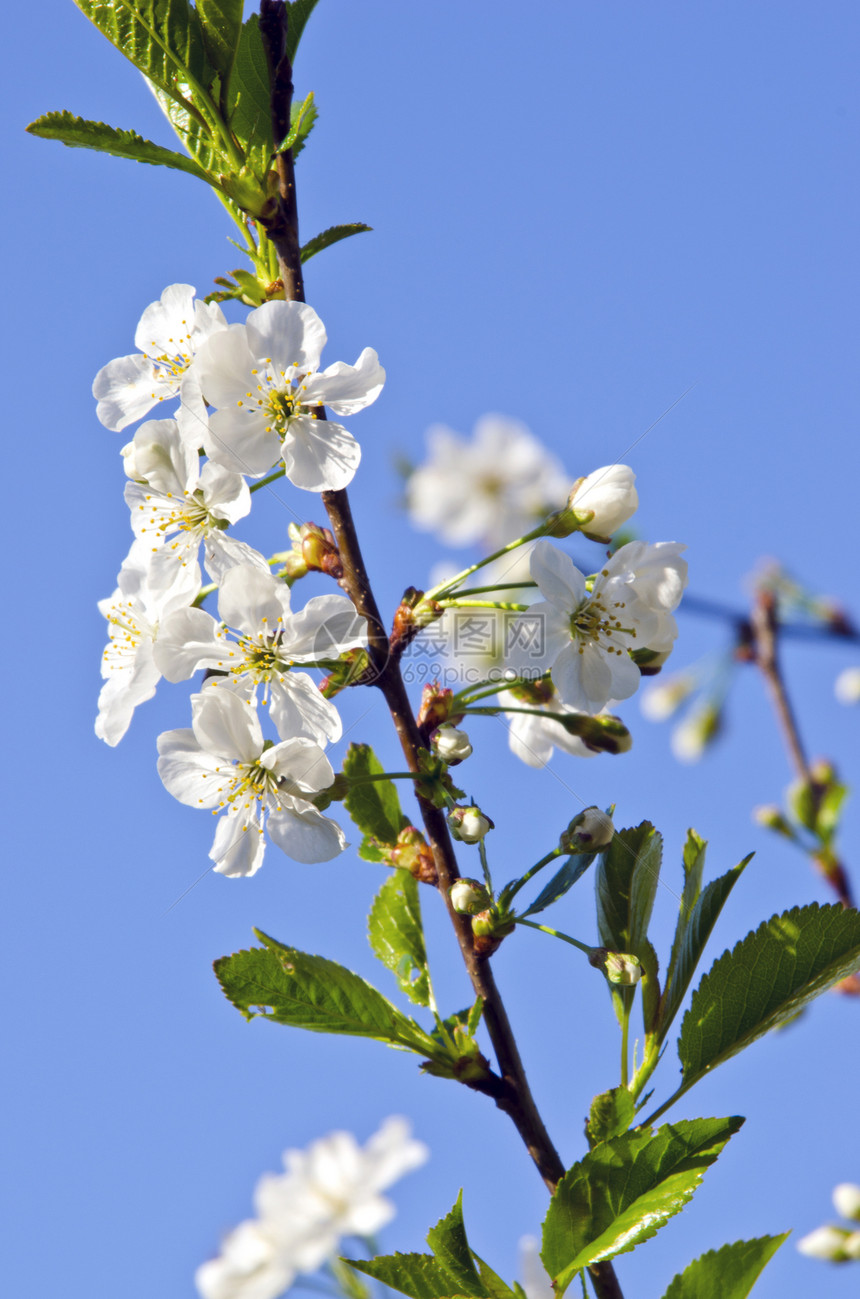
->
[269,673,343,744]
[205,407,282,476]
[156,728,233,807]
[363,1117,429,1190]
[93,353,173,431]
[303,347,385,415]
[188,324,254,410]
[95,646,160,746]
[198,461,251,524]
[191,687,263,764]
[204,534,270,585]
[281,417,361,492]
[603,646,643,701]
[264,737,334,793]
[267,803,347,863]
[218,565,289,635]
[282,593,367,660]
[530,540,586,610]
[153,607,229,681]
[127,417,197,495]
[210,810,266,877]
[134,283,197,355]
[245,300,327,373]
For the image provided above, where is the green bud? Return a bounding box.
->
[449,878,491,915]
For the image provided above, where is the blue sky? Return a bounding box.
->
[4,2,860,1297]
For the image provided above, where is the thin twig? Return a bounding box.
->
[259,13,626,1292]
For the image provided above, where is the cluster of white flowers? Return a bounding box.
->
[797,1182,860,1263]
[196,1118,429,1299]
[94,285,381,873]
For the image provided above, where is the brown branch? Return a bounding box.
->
[258,10,625,1293]
[751,590,855,910]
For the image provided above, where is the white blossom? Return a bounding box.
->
[504,687,602,768]
[157,688,346,876]
[93,283,226,431]
[833,1183,860,1222]
[196,1119,428,1299]
[835,667,860,705]
[640,670,697,721]
[154,564,365,745]
[189,300,384,490]
[568,464,638,539]
[448,806,492,844]
[797,1224,856,1261]
[407,415,569,547]
[528,539,687,714]
[124,417,266,589]
[95,538,200,746]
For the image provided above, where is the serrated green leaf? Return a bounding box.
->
[277,91,317,158]
[521,852,596,918]
[587,1088,635,1144]
[346,1253,460,1299]
[425,1193,486,1297]
[659,854,752,1041]
[301,223,372,263]
[26,111,210,180]
[285,0,320,63]
[472,1257,517,1299]
[596,823,662,957]
[540,1117,743,1293]
[214,931,437,1056]
[358,835,387,863]
[197,0,242,87]
[74,0,214,112]
[677,903,860,1093]
[666,830,708,979]
[228,13,275,166]
[343,744,409,845]
[146,78,224,172]
[368,872,430,1006]
[661,1234,789,1299]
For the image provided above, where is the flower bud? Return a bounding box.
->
[641,672,697,720]
[835,666,860,706]
[417,684,460,733]
[561,807,614,854]
[432,724,473,765]
[448,806,493,844]
[319,648,370,697]
[796,1225,854,1261]
[567,465,638,541]
[833,1184,860,1223]
[844,1232,860,1261]
[670,701,722,763]
[388,826,438,884]
[390,588,444,656]
[449,878,491,915]
[561,712,632,755]
[630,646,674,676]
[588,948,642,985]
[752,804,793,836]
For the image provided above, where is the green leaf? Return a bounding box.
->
[285,0,321,63]
[677,903,860,1093]
[74,0,214,113]
[343,744,409,845]
[816,780,848,842]
[660,1234,789,1299]
[197,0,243,88]
[301,223,373,263]
[147,79,224,172]
[425,1193,487,1297]
[368,872,430,1007]
[472,1258,518,1299]
[659,853,752,1040]
[214,931,437,1055]
[26,111,209,181]
[228,13,275,165]
[358,835,387,863]
[540,1117,743,1294]
[596,822,662,957]
[665,830,708,981]
[276,90,317,158]
[520,853,596,918]
[346,1253,462,1299]
[586,1088,635,1144]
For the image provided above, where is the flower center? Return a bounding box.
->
[569,591,636,656]
[235,361,318,440]
[103,598,148,671]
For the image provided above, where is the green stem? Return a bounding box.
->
[250,466,288,492]
[424,522,557,601]
[478,836,494,893]
[455,677,534,707]
[450,581,538,598]
[620,1000,631,1088]
[437,599,530,612]
[192,582,217,607]
[516,917,594,957]
[504,848,564,904]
